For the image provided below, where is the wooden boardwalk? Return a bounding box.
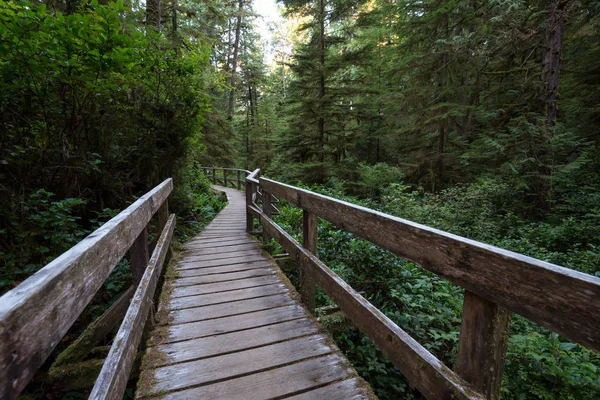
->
[136,186,374,400]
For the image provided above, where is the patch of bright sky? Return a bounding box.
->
[252,0,290,65]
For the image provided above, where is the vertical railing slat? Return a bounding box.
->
[301,210,317,313]
[130,228,149,285]
[454,290,511,400]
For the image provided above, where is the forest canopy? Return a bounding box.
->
[1,0,599,398]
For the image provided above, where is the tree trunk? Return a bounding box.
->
[542,1,568,126]
[172,0,178,35]
[318,0,326,162]
[146,0,161,28]
[228,0,244,120]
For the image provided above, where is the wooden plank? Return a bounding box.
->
[188,235,248,244]
[260,177,600,353]
[454,291,511,400]
[176,260,273,277]
[150,318,319,366]
[169,293,295,324]
[153,304,307,344]
[257,211,483,400]
[285,378,373,400]
[172,268,276,286]
[171,274,279,297]
[180,243,259,256]
[155,354,354,400]
[89,214,176,400]
[183,241,256,252]
[301,210,317,312]
[169,285,289,310]
[0,178,172,400]
[176,255,266,270]
[138,335,333,395]
[179,250,263,263]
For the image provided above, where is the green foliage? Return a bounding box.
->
[0,0,215,295]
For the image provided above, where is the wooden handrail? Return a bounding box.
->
[200,166,252,188]
[0,179,174,400]
[90,214,176,400]
[236,168,600,400]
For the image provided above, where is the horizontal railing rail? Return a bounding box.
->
[0,179,176,400]
[200,166,251,189]
[200,165,600,400]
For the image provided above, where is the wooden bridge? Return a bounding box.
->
[1,167,599,400]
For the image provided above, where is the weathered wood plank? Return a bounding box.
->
[175,260,273,277]
[152,304,306,344]
[171,274,279,297]
[175,255,267,270]
[301,209,317,312]
[0,178,172,400]
[130,227,149,285]
[454,291,511,400]
[169,293,295,324]
[187,236,250,245]
[172,268,276,286]
[169,285,289,310]
[285,378,373,400]
[89,213,176,400]
[260,177,600,353]
[180,250,262,262]
[180,243,259,256]
[154,354,354,400]
[138,335,333,395]
[257,210,483,400]
[149,318,318,366]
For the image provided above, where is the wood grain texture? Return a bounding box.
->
[170,274,280,297]
[169,292,295,324]
[260,177,600,353]
[150,318,319,366]
[0,178,172,400]
[153,304,307,344]
[175,254,266,269]
[172,268,276,286]
[301,210,317,312]
[168,285,289,309]
[139,335,334,395]
[89,214,176,400]
[176,260,272,277]
[157,354,355,400]
[455,291,511,400]
[285,378,374,400]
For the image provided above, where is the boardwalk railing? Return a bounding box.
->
[0,179,176,400]
[204,166,600,400]
[201,166,251,189]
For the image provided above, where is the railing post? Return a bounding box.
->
[130,227,149,285]
[301,210,317,313]
[237,170,241,190]
[212,168,216,184]
[262,188,272,242]
[223,169,227,187]
[158,199,169,233]
[246,178,254,233]
[454,291,511,400]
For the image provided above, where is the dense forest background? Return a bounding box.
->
[1,0,600,398]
